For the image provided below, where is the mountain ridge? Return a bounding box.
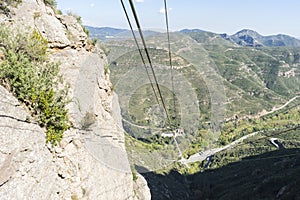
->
[87,26,300,47]
[97,23,300,199]
[226,29,300,47]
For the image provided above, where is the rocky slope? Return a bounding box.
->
[222,29,300,47]
[0,0,150,199]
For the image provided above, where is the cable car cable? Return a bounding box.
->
[120,0,161,109]
[127,0,172,128]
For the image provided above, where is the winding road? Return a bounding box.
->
[179,130,262,165]
[179,94,299,166]
[260,96,299,117]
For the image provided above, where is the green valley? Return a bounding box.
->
[92,28,300,198]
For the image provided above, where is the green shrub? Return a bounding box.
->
[55,9,63,15]
[97,42,110,56]
[132,170,138,181]
[90,38,98,46]
[82,26,90,36]
[0,26,70,145]
[70,194,79,200]
[43,0,56,7]
[0,0,22,14]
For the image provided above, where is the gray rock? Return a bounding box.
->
[57,14,88,48]
[35,13,71,48]
[0,0,150,199]
[133,174,151,200]
[0,86,58,199]
[3,0,77,48]
[49,47,135,199]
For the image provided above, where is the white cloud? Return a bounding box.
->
[159,7,172,14]
[90,3,95,8]
[159,8,165,14]
[135,0,144,3]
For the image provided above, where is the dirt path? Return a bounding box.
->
[259,96,299,117]
[226,96,300,122]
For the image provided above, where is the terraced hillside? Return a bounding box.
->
[101,30,300,174]
[106,32,300,127]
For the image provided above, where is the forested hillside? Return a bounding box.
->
[91,27,300,198]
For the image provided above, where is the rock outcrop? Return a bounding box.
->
[0,0,150,199]
[0,86,57,199]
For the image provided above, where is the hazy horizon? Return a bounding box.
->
[56,0,300,38]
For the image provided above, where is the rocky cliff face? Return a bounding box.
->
[0,0,150,199]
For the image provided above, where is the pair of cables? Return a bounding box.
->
[120,0,176,130]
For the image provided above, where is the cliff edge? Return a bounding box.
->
[0,0,150,199]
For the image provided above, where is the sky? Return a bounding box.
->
[56,0,300,37]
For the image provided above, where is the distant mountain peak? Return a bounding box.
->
[179,29,204,33]
[225,29,300,47]
[226,29,262,47]
[86,26,300,47]
[234,29,263,41]
[234,29,262,36]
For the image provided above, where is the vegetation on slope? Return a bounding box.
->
[108,33,300,123]
[0,0,22,14]
[43,0,56,8]
[141,123,300,199]
[218,100,300,145]
[190,149,300,200]
[143,147,300,200]
[0,26,70,144]
[106,32,300,177]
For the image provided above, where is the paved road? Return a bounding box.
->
[123,96,299,167]
[183,96,300,165]
[180,123,300,165]
[179,130,262,165]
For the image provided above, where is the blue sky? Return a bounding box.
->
[56,0,300,37]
